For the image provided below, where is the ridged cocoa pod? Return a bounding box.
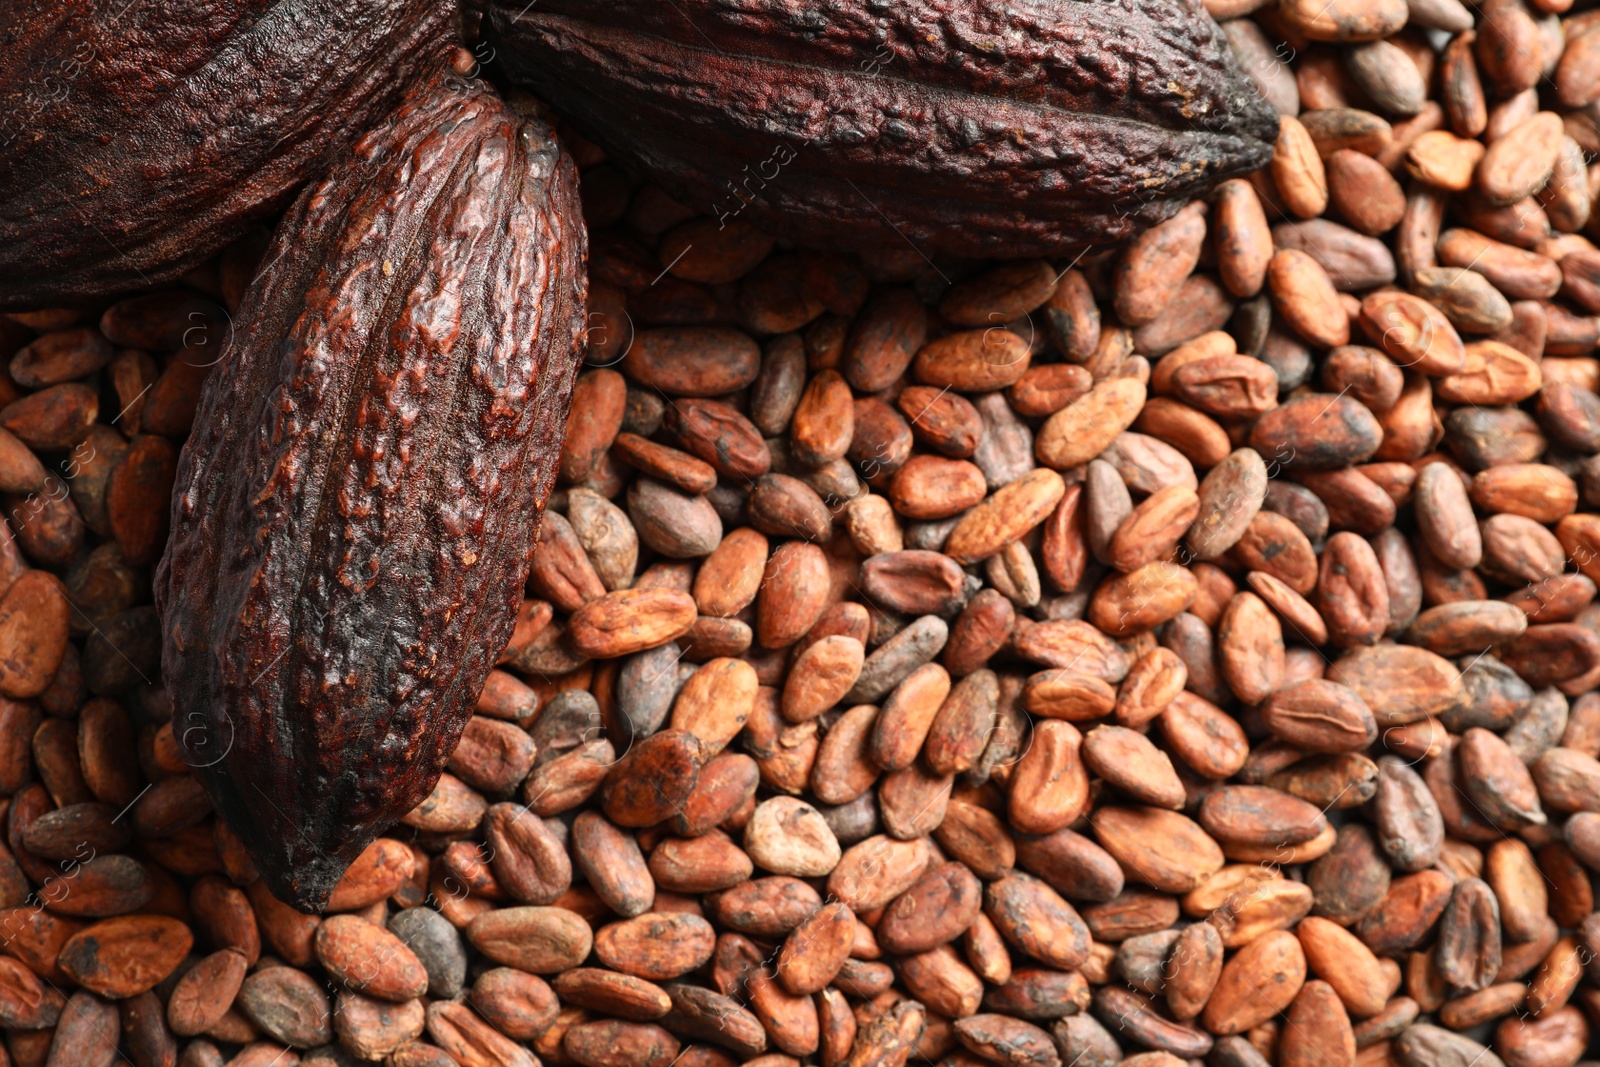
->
[486,0,1278,257]
[0,0,453,307]
[156,71,587,912]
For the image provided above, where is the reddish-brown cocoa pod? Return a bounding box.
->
[156,71,587,911]
[487,0,1276,257]
[0,0,454,306]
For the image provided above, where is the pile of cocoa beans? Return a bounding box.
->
[10,4,1600,1065]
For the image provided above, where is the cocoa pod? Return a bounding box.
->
[156,72,586,911]
[0,0,453,305]
[487,0,1277,257]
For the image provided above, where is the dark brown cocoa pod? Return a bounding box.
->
[156,71,587,912]
[486,0,1277,257]
[0,0,454,307]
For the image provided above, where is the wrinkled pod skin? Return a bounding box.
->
[0,0,454,307]
[486,0,1278,257]
[155,70,588,912]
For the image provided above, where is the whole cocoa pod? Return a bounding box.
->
[486,0,1277,256]
[156,70,588,912]
[0,0,453,307]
